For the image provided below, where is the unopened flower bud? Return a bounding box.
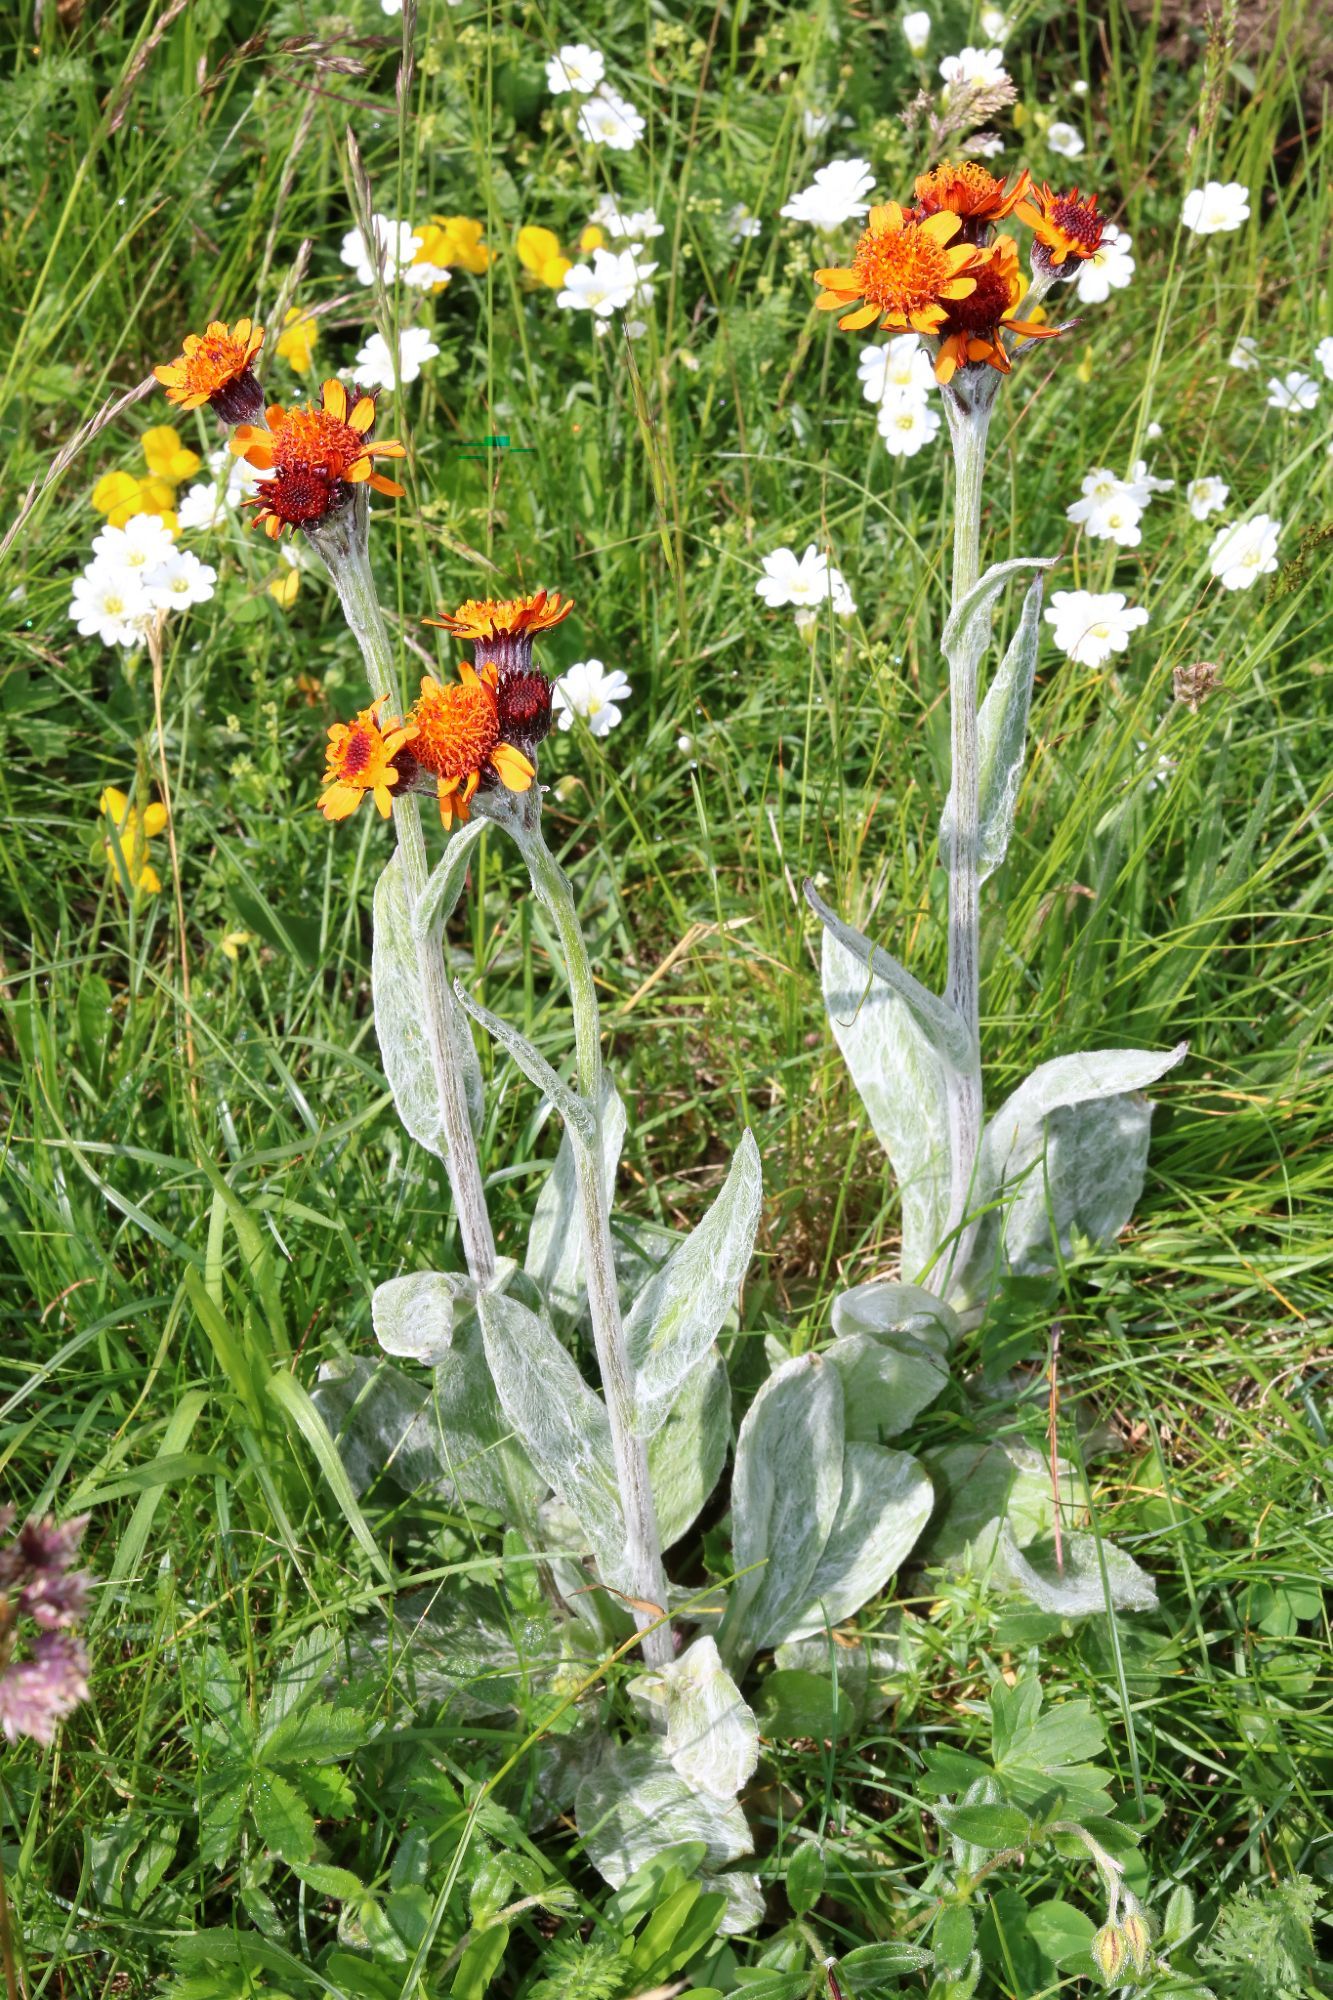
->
[1121,1910,1152,1977]
[1092,1922,1127,1986]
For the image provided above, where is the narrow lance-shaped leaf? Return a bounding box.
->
[940,554,1053,670]
[717,1356,845,1675]
[962,1043,1188,1288]
[476,1291,626,1587]
[373,850,485,1151]
[805,884,972,1073]
[818,924,953,1286]
[525,1078,627,1323]
[941,570,1047,883]
[413,818,486,941]
[625,1130,762,1437]
[453,980,597,1151]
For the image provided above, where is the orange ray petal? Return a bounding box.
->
[838,302,880,330]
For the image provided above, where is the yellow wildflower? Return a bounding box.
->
[91,471,178,531]
[91,470,141,518]
[517,225,572,289]
[276,306,319,374]
[578,223,607,252]
[141,425,201,483]
[97,787,167,897]
[268,568,301,608]
[219,930,254,961]
[433,215,494,274]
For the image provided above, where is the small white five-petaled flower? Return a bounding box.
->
[1208,515,1281,590]
[1045,590,1149,668]
[552,660,632,736]
[1181,181,1251,236]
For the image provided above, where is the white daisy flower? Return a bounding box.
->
[901,9,931,54]
[754,544,833,608]
[1066,488,1144,546]
[556,246,657,317]
[1046,121,1085,159]
[728,204,762,242]
[69,566,153,648]
[858,334,936,407]
[1266,369,1319,413]
[1186,476,1229,522]
[91,514,177,572]
[1073,223,1134,304]
[545,42,605,94]
[981,6,1009,39]
[779,158,875,228]
[145,549,217,610]
[1208,514,1280,590]
[827,566,857,616]
[1314,336,1333,381]
[1181,181,1250,236]
[352,326,441,389]
[1228,335,1259,370]
[552,659,632,735]
[1045,589,1149,667]
[339,214,421,287]
[577,88,645,151]
[176,482,231,534]
[878,399,943,456]
[803,108,835,139]
[591,197,665,241]
[939,46,1009,89]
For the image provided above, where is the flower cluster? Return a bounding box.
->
[96,786,169,897]
[69,503,215,651]
[1067,460,1173,548]
[318,592,571,827]
[0,1508,93,1748]
[543,40,647,153]
[230,376,406,540]
[811,160,1097,386]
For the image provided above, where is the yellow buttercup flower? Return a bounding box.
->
[91,471,178,530]
[276,306,319,374]
[517,225,572,290]
[433,215,494,275]
[97,787,167,897]
[141,425,201,483]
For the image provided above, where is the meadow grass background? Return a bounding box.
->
[1,0,1332,1991]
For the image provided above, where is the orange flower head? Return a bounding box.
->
[318,696,418,822]
[934,235,1064,382]
[231,378,407,503]
[1015,184,1105,268]
[814,203,981,335]
[427,585,573,651]
[246,465,344,541]
[914,162,1031,238]
[410,665,535,828]
[154,317,265,421]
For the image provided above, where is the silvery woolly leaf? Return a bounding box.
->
[718,1356,845,1675]
[831,1279,961,1353]
[477,1292,626,1588]
[919,1441,1080,1567]
[373,851,485,1150]
[820,925,953,1286]
[576,1740,753,1893]
[992,1522,1158,1616]
[700,1869,767,1937]
[429,1311,547,1521]
[807,885,972,1073]
[628,1636,759,1799]
[968,1043,1187,1286]
[311,1358,445,1499]
[940,555,1053,670]
[413,818,486,942]
[625,1130,762,1437]
[525,1079,626,1325]
[372,1263,512,1365]
[778,1441,934,1643]
[649,1348,731,1550]
[453,982,596,1149]
[940,571,1046,883]
[823,1332,949,1440]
